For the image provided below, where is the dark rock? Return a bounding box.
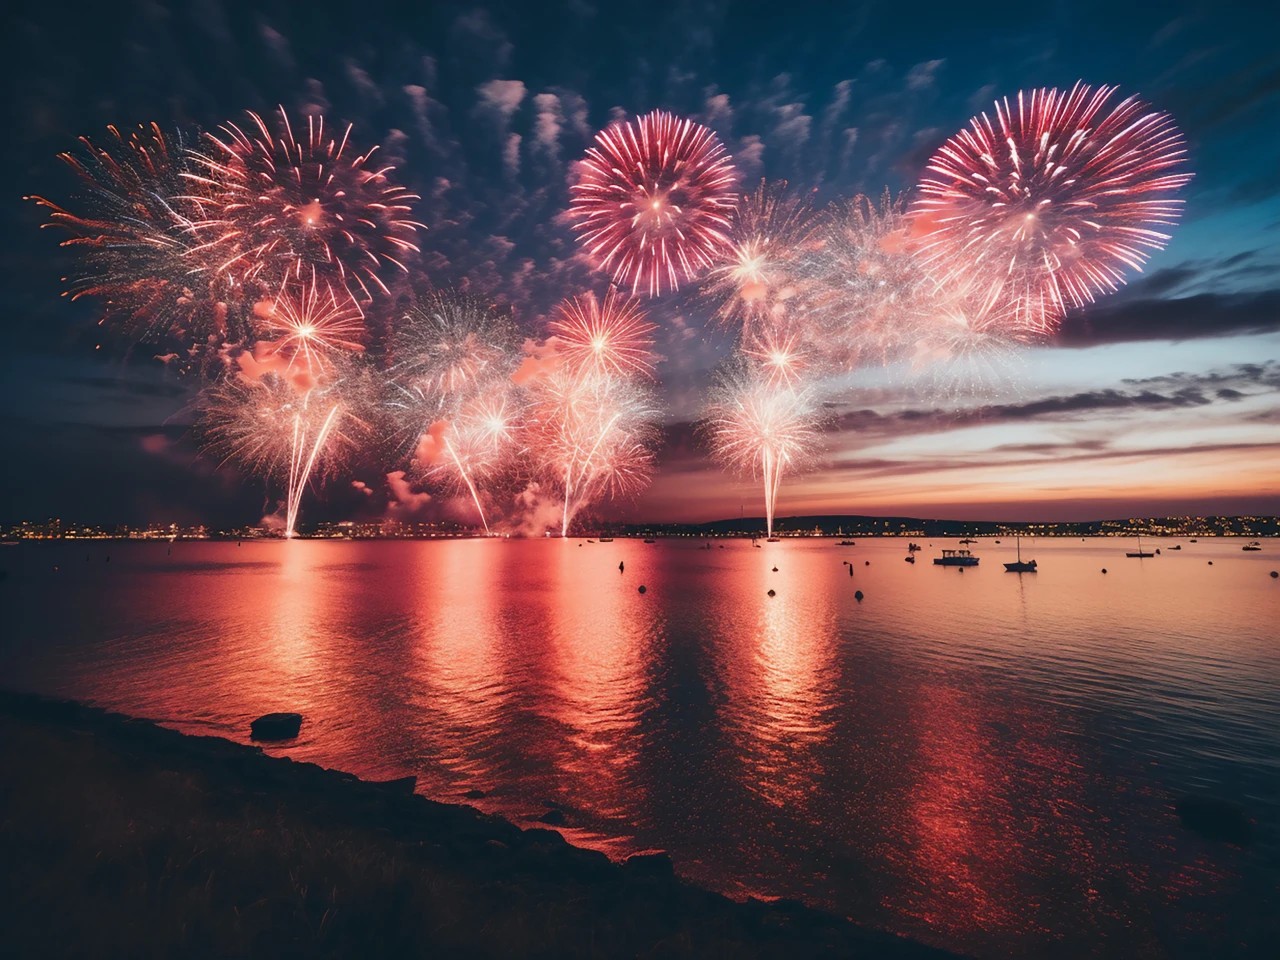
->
[372,775,417,795]
[1175,795,1253,845]
[249,712,302,741]
[538,808,567,826]
[463,788,487,800]
[623,851,674,877]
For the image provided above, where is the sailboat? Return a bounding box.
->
[1003,534,1037,572]
[1126,533,1154,558]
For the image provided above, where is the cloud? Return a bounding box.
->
[1056,290,1280,345]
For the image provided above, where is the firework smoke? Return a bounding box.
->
[569,110,739,298]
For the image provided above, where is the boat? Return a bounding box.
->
[1168,545,1181,550]
[959,538,976,545]
[907,542,921,552]
[766,537,780,542]
[643,539,655,544]
[934,549,979,567]
[1003,535,1037,573]
[904,555,915,564]
[599,537,614,542]
[1126,533,1153,558]
[1189,538,1198,543]
[838,540,855,546]
[1243,543,1262,551]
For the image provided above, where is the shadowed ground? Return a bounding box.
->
[0,692,958,959]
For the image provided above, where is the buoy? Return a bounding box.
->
[638,585,647,594]
[864,560,870,566]
[618,561,624,573]
[854,590,864,601]
[771,566,778,572]
[1208,561,1213,566]
[1270,571,1278,579]
[767,588,776,597]
[1101,568,1107,574]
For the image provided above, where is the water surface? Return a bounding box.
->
[3,536,1277,957]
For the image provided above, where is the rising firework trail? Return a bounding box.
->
[569,110,739,298]
[527,369,658,537]
[910,82,1193,335]
[199,369,369,538]
[548,288,658,379]
[184,107,424,302]
[701,366,823,539]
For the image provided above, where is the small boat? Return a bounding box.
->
[766,537,780,542]
[643,539,655,544]
[1126,533,1153,558]
[959,538,976,545]
[1003,535,1037,573]
[1243,544,1262,552]
[907,542,921,552]
[838,540,855,546]
[934,549,979,567]
[1168,545,1181,550]
[904,555,915,564]
[1188,538,1198,543]
[599,537,614,542]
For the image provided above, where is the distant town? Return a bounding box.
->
[3,514,1278,541]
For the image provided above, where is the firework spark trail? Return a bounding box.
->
[548,288,658,379]
[569,110,739,298]
[910,82,1193,335]
[285,399,343,539]
[701,366,823,539]
[702,180,819,335]
[183,107,424,303]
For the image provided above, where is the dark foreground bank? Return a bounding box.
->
[0,692,958,959]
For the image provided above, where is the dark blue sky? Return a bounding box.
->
[2,1,1277,525]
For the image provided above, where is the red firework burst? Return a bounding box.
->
[255,278,367,380]
[184,107,424,302]
[569,110,739,297]
[910,82,1192,335]
[548,288,657,379]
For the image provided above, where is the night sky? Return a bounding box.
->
[2,0,1277,528]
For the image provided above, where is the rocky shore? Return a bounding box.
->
[0,691,959,959]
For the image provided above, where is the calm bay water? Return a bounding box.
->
[2,535,1278,957]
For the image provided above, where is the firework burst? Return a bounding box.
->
[910,82,1192,335]
[391,291,521,398]
[701,365,824,538]
[799,191,926,368]
[184,107,424,302]
[255,277,366,382]
[548,288,658,379]
[26,124,257,357]
[701,180,818,333]
[569,110,739,298]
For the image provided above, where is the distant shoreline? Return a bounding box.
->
[0,690,958,959]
